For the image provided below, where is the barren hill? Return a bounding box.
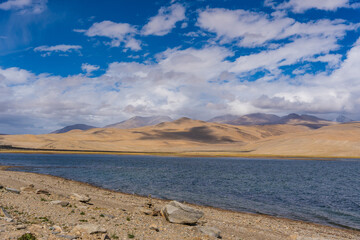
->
[1,118,359,158]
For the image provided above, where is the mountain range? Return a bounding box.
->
[51,113,352,134]
[2,116,359,158]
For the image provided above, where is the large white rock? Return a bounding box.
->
[162,201,204,225]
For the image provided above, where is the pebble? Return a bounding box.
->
[50,200,69,207]
[57,234,79,239]
[16,225,26,230]
[35,189,50,195]
[72,224,107,234]
[150,224,160,232]
[5,187,20,194]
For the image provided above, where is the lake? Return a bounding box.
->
[0,153,359,230]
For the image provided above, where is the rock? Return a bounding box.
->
[20,186,34,192]
[70,193,91,203]
[57,235,79,239]
[5,187,20,194]
[149,224,159,232]
[139,207,153,215]
[50,200,69,207]
[16,225,26,230]
[72,224,106,234]
[52,225,63,232]
[0,185,3,189]
[0,206,12,219]
[152,206,161,216]
[36,189,50,195]
[198,226,221,238]
[161,201,204,225]
[102,234,111,240]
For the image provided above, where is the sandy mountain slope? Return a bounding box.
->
[0,118,309,153]
[246,122,360,157]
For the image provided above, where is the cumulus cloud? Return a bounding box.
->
[80,20,140,50]
[197,8,356,47]
[0,0,47,14]
[81,63,100,75]
[265,0,354,13]
[34,44,82,56]
[142,3,186,36]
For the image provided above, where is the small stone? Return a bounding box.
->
[52,225,63,232]
[102,234,111,240]
[152,206,161,216]
[50,200,69,207]
[57,235,79,239]
[16,225,26,230]
[0,185,3,189]
[70,193,91,203]
[5,187,20,194]
[198,226,221,238]
[20,186,34,192]
[0,206,12,219]
[72,224,106,234]
[139,207,153,215]
[149,224,159,232]
[36,189,50,195]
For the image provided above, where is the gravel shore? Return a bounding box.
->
[0,167,359,240]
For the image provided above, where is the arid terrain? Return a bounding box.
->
[0,167,359,240]
[1,117,360,158]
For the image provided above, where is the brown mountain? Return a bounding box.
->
[105,116,173,129]
[209,113,334,129]
[2,117,359,158]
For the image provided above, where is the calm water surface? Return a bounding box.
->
[0,153,359,230]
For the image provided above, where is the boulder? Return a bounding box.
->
[70,193,91,203]
[72,224,106,234]
[198,226,222,238]
[161,201,204,225]
[50,200,69,207]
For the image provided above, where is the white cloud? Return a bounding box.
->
[266,0,352,13]
[0,0,47,14]
[3,37,360,133]
[197,8,355,47]
[81,63,100,75]
[197,8,294,47]
[34,44,82,56]
[142,3,186,36]
[230,35,340,73]
[81,20,141,50]
[0,67,33,84]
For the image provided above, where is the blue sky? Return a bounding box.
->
[0,0,360,134]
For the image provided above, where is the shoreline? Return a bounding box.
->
[0,165,359,240]
[1,148,360,161]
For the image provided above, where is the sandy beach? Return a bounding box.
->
[0,166,359,240]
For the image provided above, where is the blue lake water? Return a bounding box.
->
[0,153,359,230]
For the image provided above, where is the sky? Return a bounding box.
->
[0,0,360,134]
